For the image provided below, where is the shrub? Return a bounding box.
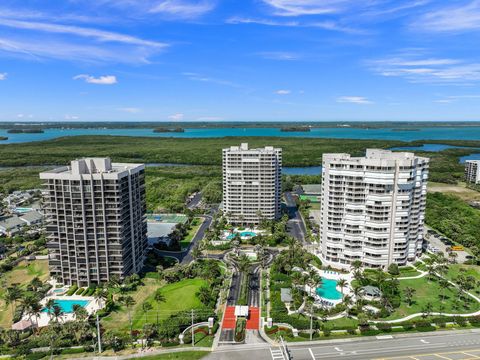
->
[376,323,392,332]
[66,284,78,296]
[402,323,414,331]
[454,317,467,327]
[388,264,400,276]
[468,316,480,326]
[75,287,85,295]
[414,320,435,332]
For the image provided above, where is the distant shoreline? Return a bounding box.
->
[2,121,480,130]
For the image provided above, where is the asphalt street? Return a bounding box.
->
[208,331,480,360]
[284,191,307,244]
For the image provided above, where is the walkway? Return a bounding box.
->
[222,306,236,329]
[246,307,260,330]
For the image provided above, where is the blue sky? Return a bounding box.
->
[1,0,480,122]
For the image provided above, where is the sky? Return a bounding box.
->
[1,0,480,122]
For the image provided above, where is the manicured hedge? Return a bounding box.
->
[66,285,78,296]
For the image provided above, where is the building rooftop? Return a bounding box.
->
[20,211,43,224]
[323,149,429,164]
[301,184,322,195]
[0,216,24,230]
[40,157,144,179]
[224,143,281,153]
[281,288,293,303]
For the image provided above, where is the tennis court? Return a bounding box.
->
[146,213,188,224]
[300,194,320,203]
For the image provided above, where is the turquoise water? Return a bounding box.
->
[460,153,480,163]
[227,231,257,240]
[42,299,89,313]
[1,126,480,144]
[14,207,33,213]
[316,278,342,300]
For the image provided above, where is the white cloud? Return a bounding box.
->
[259,52,301,61]
[275,89,291,95]
[182,72,241,88]
[337,96,373,104]
[0,37,157,64]
[226,16,361,33]
[0,72,6,80]
[168,113,185,120]
[17,113,34,118]
[262,0,353,16]
[196,116,224,121]
[413,1,480,33]
[434,94,480,103]
[149,0,215,18]
[64,114,79,120]
[73,74,118,85]
[118,107,141,113]
[0,19,165,48]
[370,53,480,84]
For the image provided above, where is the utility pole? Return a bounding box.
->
[191,309,195,347]
[96,314,102,354]
[309,303,313,341]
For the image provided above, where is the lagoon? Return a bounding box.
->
[1,126,480,144]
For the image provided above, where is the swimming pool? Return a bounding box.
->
[227,231,257,240]
[316,278,342,300]
[42,299,90,313]
[14,207,33,213]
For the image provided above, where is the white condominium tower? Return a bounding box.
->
[40,158,147,287]
[320,149,429,269]
[465,160,480,184]
[223,143,282,225]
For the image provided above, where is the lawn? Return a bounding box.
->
[0,259,49,327]
[398,266,422,278]
[132,278,208,330]
[128,351,210,360]
[386,276,480,320]
[102,277,161,332]
[325,317,359,329]
[428,182,480,201]
[445,264,480,293]
[180,218,204,249]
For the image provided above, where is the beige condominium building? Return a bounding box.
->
[222,143,282,225]
[465,160,480,184]
[319,149,429,269]
[40,158,147,287]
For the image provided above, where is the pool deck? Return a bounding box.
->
[16,293,104,328]
[309,266,354,306]
[221,227,266,241]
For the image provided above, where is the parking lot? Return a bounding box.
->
[424,227,470,263]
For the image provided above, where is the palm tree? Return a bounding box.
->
[28,301,43,331]
[191,246,201,261]
[403,287,416,307]
[45,298,56,320]
[142,301,153,326]
[439,279,450,303]
[237,254,251,274]
[94,288,108,307]
[29,277,43,292]
[351,260,363,272]
[3,285,22,318]
[119,295,136,342]
[421,302,433,318]
[337,279,347,296]
[72,304,88,321]
[51,304,64,323]
[154,290,166,304]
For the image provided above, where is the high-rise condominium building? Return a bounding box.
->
[465,160,480,184]
[222,143,282,225]
[319,149,429,269]
[40,158,147,287]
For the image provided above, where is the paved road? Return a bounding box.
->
[153,213,213,264]
[284,191,307,244]
[187,192,203,210]
[207,331,480,360]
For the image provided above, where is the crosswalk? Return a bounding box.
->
[270,347,286,360]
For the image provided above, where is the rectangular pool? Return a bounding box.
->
[42,299,90,313]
